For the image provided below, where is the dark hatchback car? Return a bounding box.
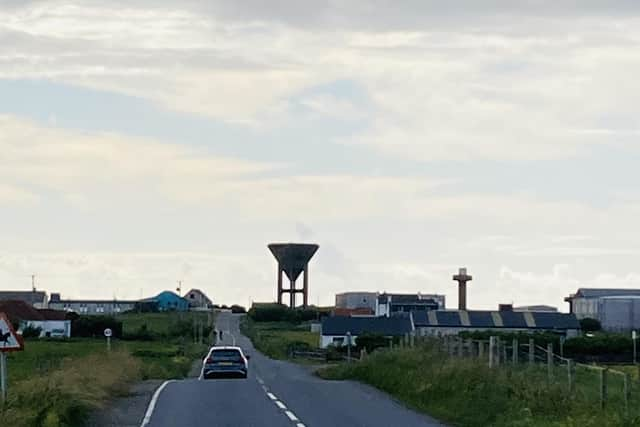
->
[201,346,249,379]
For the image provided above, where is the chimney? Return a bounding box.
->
[499,304,513,312]
[452,267,473,311]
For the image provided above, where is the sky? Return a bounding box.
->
[1,1,640,310]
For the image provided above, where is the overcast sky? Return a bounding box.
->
[1,1,640,310]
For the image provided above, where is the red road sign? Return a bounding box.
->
[0,312,24,352]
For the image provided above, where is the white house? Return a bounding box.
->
[320,315,414,349]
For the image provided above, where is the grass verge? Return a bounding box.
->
[240,318,319,360]
[0,350,141,427]
[317,344,640,427]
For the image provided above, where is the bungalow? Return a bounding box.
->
[320,315,414,349]
[184,289,213,310]
[0,300,71,338]
[412,307,580,338]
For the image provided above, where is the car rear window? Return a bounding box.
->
[211,349,242,360]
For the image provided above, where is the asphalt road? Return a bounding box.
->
[144,312,443,427]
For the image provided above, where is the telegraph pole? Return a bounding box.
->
[31,274,36,292]
[176,280,182,296]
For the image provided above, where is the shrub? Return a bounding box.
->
[355,333,388,353]
[71,316,123,338]
[580,317,602,332]
[248,304,322,323]
[21,325,42,339]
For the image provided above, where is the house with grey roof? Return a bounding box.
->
[320,315,414,348]
[0,291,48,308]
[412,307,580,338]
[48,293,137,315]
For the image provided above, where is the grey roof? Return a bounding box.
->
[0,291,47,305]
[412,310,579,330]
[322,316,413,336]
[573,288,640,299]
[51,299,138,304]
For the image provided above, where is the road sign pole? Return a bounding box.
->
[107,336,111,352]
[0,351,7,402]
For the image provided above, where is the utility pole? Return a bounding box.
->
[176,280,182,296]
[31,274,36,292]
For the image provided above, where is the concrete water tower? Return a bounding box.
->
[268,243,319,308]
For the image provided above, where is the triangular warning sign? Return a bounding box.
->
[0,312,24,352]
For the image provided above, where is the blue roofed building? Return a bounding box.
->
[141,291,189,312]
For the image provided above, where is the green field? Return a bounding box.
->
[318,344,640,427]
[241,319,320,360]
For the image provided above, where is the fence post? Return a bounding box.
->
[410,333,415,348]
[512,338,518,365]
[466,339,474,357]
[599,368,608,410]
[502,340,507,364]
[547,343,553,382]
[624,373,629,415]
[457,337,464,357]
[496,338,502,366]
[478,340,485,360]
[529,339,535,365]
[567,359,573,393]
[489,336,496,368]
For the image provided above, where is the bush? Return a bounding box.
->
[71,316,123,338]
[248,304,322,323]
[355,333,388,353]
[580,317,602,332]
[230,305,247,314]
[21,325,42,339]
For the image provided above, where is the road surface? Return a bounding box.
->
[143,312,443,427]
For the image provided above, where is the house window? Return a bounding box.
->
[190,294,195,299]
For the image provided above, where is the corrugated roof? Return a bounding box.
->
[575,288,640,298]
[410,310,579,330]
[321,316,413,336]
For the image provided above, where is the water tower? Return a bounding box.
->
[268,243,319,308]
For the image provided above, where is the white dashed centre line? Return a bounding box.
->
[275,400,287,410]
[285,411,299,422]
[296,424,306,427]
[267,392,277,400]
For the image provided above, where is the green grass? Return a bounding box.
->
[120,311,212,337]
[318,344,640,427]
[241,319,319,360]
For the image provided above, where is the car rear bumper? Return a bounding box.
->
[203,364,247,378]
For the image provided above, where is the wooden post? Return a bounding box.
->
[624,373,630,415]
[489,336,496,368]
[512,338,518,365]
[599,368,608,410]
[410,333,415,348]
[107,336,111,352]
[478,341,485,360]
[0,352,7,403]
[457,337,464,357]
[502,340,507,364]
[466,339,473,357]
[567,359,573,393]
[529,338,535,365]
[547,343,553,382]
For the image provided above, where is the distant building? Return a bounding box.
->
[412,307,580,338]
[332,307,375,317]
[141,291,189,312]
[376,293,445,316]
[320,315,414,348]
[49,293,137,315]
[185,289,213,310]
[335,292,378,311]
[514,305,558,312]
[0,300,70,338]
[565,288,640,329]
[0,291,48,308]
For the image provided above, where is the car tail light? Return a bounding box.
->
[206,358,214,364]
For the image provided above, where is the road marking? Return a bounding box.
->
[297,424,306,427]
[261,385,269,392]
[140,380,175,427]
[285,411,299,422]
[275,400,287,410]
[256,376,264,385]
[267,392,277,400]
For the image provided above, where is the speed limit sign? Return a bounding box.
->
[104,328,112,338]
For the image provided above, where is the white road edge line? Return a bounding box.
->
[285,410,299,422]
[267,392,277,400]
[275,401,287,410]
[140,380,175,427]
